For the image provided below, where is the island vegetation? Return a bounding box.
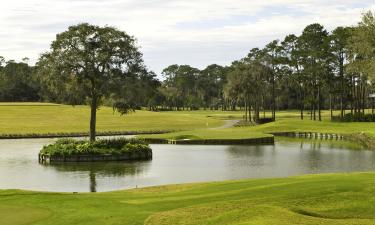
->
[40,138,151,159]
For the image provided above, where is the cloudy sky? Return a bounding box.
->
[1,0,374,75]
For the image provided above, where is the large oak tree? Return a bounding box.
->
[37,23,145,141]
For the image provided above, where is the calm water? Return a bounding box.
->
[0,138,374,192]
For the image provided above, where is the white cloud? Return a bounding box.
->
[0,0,374,74]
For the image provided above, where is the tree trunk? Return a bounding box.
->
[300,85,304,120]
[272,76,276,120]
[340,56,344,118]
[318,86,321,121]
[90,95,98,142]
[329,93,333,120]
[249,104,252,122]
[244,100,248,122]
[362,81,366,115]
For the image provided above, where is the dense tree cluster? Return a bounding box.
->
[156,11,375,122]
[0,57,40,102]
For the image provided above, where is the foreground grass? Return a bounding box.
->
[0,103,223,134]
[2,173,375,225]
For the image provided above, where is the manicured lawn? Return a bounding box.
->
[0,103,223,134]
[141,127,271,140]
[1,103,374,140]
[2,173,375,224]
[143,111,375,140]
[250,118,375,136]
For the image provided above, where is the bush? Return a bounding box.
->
[332,113,375,122]
[256,118,275,124]
[40,138,151,156]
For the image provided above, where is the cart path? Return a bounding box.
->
[210,120,240,129]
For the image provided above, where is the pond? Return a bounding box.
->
[0,137,374,192]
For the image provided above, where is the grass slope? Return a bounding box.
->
[2,173,375,224]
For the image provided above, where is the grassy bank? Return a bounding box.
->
[142,113,375,146]
[2,172,375,225]
[142,127,271,140]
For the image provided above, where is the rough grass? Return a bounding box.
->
[2,173,375,224]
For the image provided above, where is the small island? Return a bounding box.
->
[39,138,152,163]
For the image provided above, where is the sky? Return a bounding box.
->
[1,0,375,76]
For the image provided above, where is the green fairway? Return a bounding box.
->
[1,103,375,142]
[142,110,375,141]
[1,173,375,225]
[0,103,223,135]
[142,116,375,141]
[141,127,271,140]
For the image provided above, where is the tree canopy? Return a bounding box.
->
[37,23,147,141]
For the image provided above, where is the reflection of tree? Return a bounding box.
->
[89,171,97,192]
[42,161,150,176]
[41,161,151,192]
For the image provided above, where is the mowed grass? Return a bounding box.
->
[2,173,375,225]
[143,110,375,140]
[0,103,223,134]
[249,117,375,136]
[141,127,271,140]
[1,102,375,139]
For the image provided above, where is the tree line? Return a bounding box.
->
[1,12,375,126]
[155,11,375,122]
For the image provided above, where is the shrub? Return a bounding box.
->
[332,113,375,122]
[40,138,151,156]
[256,118,275,124]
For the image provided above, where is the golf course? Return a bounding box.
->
[3,2,375,224]
[1,103,375,224]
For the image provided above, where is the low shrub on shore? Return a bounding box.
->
[332,113,375,122]
[40,138,151,156]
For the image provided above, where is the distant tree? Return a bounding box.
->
[331,27,351,118]
[0,56,5,67]
[347,11,375,115]
[0,59,39,102]
[37,23,145,141]
[264,40,283,120]
[299,23,331,121]
[198,64,227,110]
[281,34,305,119]
[161,64,200,110]
[225,59,269,122]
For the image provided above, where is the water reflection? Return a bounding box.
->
[41,161,151,192]
[1,138,375,192]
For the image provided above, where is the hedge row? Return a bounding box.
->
[332,113,375,122]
